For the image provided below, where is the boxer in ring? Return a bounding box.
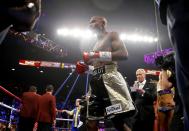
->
[76,16,135,131]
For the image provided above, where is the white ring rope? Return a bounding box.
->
[56,118,73,121]
[0,102,75,121]
[0,102,77,129]
[0,119,9,123]
[0,102,20,112]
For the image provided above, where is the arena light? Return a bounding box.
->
[57,28,158,43]
[120,33,158,43]
[72,28,81,38]
[57,28,70,36]
[82,29,95,39]
[57,28,96,39]
[154,37,158,42]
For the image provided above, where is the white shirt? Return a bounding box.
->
[138,80,146,89]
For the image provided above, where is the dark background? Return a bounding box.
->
[0,0,171,103]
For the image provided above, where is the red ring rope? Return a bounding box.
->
[0,85,21,102]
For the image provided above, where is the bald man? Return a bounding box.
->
[78,16,135,131]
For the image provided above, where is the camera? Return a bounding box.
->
[155,52,175,70]
[155,52,176,86]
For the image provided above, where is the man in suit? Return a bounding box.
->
[37,85,56,131]
[156,0,189,130]
[132,68,157,131]
[18,85,40,131]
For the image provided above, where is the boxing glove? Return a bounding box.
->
[83,51,112,64]
[76,61,89,74]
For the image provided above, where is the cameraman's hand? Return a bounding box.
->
[85,95,90,101]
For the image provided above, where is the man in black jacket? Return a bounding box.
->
[156,0,189,130]
[132,68,157,131]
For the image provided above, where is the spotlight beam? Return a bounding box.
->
[54,73,74,96]
[62,75,80,109]
[85,73,90,95]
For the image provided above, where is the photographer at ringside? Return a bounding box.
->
[156,0,189,130]
[0,0,41,44]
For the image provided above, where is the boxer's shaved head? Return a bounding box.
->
[89,16,108,32]
[90,16,107,26]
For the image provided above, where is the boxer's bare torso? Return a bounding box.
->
[92,32,117,68]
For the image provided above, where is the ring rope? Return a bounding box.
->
[0,102,20,112]
[0,86,21,102]
[56,118,73,121]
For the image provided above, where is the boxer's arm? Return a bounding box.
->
[111,32,128,60]
[82,32,128,64]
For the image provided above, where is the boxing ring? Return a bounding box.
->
[0,85,83,131]
[0,85,21,130]
[2,58,147,131]
[0,82,105,131]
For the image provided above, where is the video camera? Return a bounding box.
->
[155,52,175,70]
[155,52,176,86]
